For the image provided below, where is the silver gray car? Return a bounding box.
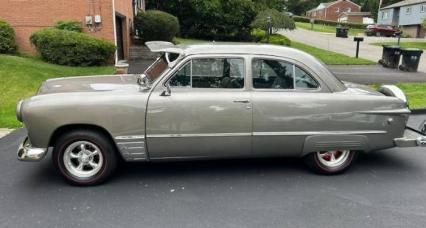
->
[16,42,426,185]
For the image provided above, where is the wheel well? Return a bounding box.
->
[49,124,115,148]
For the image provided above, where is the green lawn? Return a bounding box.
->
[0,55,114,128]
[291,41,374,65]
[371,41,426,50]
[295,22,365,36]
[175,38,374,65]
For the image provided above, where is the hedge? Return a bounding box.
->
[293,16,366,29]
[134,10,179,42]
[30,28,115,66]
[0,19,17,54]
[252,29,291,46]
[54,20,83,33]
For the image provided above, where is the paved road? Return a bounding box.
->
[1,115,425,228]
[328,65,426,84]
[279,28,426,73]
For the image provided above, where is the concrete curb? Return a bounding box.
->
[0,129,13,139]
[412,109,426,115]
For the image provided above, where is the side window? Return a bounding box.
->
[252,59,294,89]
[191,58,244,89]
[169,62,191,87]
[295,66,319,89]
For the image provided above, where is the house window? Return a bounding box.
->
[313,12,317,16]
[335,7,340,13]
[347,8,351,12]
[421,4,426,13]
[405,7,411,15]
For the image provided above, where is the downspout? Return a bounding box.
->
[112,0,118,65]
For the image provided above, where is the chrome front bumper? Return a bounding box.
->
[394,128,426,147]
[17,137,47,161]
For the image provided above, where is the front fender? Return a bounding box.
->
[21,92,148,149]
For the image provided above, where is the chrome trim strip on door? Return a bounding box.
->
[148,133,252,138]
[252,130,387,136]
[115,135,145,140]
[147,130,387,138]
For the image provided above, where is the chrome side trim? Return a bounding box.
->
[358,109,411,115]
[115,135,145,140]
[147,130,387,138]
[114,137,147,161]
[253,130,387,136]
[147,133,251,138]
[17,137,48,161]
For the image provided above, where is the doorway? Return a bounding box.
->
[115,15,125,60]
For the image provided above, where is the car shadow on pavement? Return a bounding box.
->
[22,150,421,188]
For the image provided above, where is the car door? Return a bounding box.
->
[250,57,326,157]
[146,56,252,159]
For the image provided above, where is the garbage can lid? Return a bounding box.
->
[401,48,423,54]
[382,45,400,49]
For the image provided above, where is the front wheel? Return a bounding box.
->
[303,150,358,175]
[53,129,117,186]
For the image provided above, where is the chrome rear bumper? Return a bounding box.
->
[394,128,426,147]
[17,137,47,161]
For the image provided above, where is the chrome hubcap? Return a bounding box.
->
[63,141,103,179]
[316,150,350,168]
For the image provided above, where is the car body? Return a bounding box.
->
[365,24,400,37]
[17,42,426,185]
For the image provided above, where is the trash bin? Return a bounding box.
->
[399,48,424,72]
[378,45,401,68]
[336,27,348,38]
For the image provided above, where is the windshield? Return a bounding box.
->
[145,55,169,82]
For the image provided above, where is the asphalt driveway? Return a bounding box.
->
[0,115,425,228]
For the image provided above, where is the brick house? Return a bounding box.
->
[338,12,374,24]
[0,0,145,62]
[306,0,361,22]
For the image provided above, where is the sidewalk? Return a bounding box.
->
[279,28,426,73]
[0,129,12,139]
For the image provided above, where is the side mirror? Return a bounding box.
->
[160,83,171,96]
[137,74,151,89]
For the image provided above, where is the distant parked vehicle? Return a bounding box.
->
[365,24,400,37]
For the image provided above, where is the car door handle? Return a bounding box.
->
[233,99,250,103]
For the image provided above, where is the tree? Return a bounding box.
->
[144,0,256,41]
[251,8,295,34]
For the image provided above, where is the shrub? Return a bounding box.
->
[0,19,17,54]
[30,28,115,66]
[54,20,83,32]
[251,28,266,42]
[293,16,366,29]
[251,9,295,34]
[134,10,179,42]
[260,34,291,46]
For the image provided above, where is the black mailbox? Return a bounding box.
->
[354,37,364,42]
[353,37,364,58]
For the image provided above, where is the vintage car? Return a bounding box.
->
[16,42,426,185]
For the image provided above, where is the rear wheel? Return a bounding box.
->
[53,129,117,186]
[304,150,358,175]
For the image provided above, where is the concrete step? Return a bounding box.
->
[129,46,160,60]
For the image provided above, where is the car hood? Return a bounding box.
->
[37,74,141,95]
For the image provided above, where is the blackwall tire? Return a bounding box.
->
[303,150,358,175]
[52,129,117,186]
